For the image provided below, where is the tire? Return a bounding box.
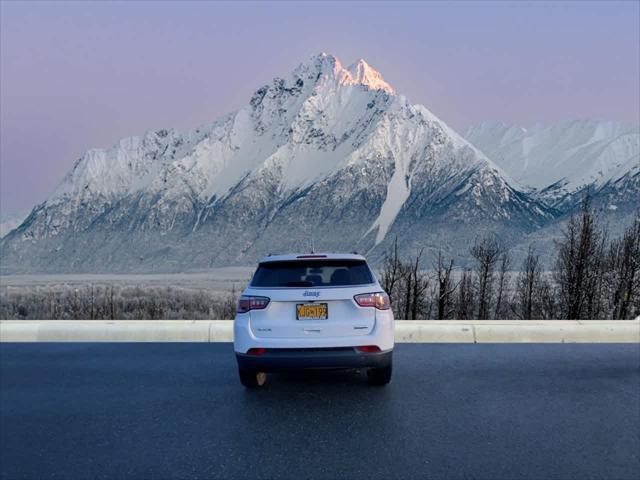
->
[367,363,392,385]
[238,369,267,388]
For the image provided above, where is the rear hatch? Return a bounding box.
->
[247,259,376,339]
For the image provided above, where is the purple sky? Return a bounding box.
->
[1,1,638,213]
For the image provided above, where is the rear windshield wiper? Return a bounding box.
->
[279,281,314,287]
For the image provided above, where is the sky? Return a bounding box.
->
[1,0,639,213]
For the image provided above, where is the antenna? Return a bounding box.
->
[311,235,315,254]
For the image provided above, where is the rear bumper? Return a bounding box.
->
[236,347,392,372]
[233,309,395,354]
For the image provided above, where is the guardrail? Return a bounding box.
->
[1,320,638,343]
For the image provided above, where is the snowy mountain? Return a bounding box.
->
[464,120,639,210]
[0,212,27,239]
[1,53,555,273]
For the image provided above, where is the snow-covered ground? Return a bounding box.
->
[1,267,255,296]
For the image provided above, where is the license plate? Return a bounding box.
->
[296,303,328,320]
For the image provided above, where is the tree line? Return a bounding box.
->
[2,199,638,320]
[1,285,238,320]
[381,200,639,320]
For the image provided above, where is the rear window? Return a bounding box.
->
[251,260,374,287]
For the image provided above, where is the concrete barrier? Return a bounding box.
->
[0,320,218,342]
[1,320,638,343]
[473,320,640,343]
[394,321,475,343]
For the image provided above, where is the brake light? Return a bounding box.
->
[247,348,268,356]
[353,292,391,310]
[296,254,327,259]
[356,345,381,353]
[237,295,270,313]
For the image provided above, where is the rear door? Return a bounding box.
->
[247,259,376,339]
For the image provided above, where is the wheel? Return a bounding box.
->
[367,364,392,385]
[238,369,267,388]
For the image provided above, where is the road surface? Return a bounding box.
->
[1,343,639,479]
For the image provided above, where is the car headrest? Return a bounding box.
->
[330,269,351,285]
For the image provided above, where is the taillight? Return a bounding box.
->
[355,345,381,353]
[247,348,268,356]
[237,295,270,313]
[353,292,390,310]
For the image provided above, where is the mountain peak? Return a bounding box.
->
[2,52,568,273]
[302,53,395,95]
[346,58,395,94]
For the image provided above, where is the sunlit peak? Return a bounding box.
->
[346,58,395,95]
[307,53,395,95]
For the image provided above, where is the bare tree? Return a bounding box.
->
[456,269,475,320]
[470,235,502,319]
[380,240,429,319]
[108,286,116,320]
[513,245,543,319]
[409,250,430,319]
[88,284,95,320]
[494,251,511,319]
[434,251,456,319]
[537,275,557,320]
[401,260,413,320]
[424,283,437,319]
[554,197,603,319]
[606,216,640,319]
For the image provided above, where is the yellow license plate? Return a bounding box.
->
[296,303,328,320]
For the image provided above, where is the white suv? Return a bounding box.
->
[234,253,394,387]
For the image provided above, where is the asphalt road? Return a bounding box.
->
[1,344,639,480]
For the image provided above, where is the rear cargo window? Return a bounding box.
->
[251,260,374,287]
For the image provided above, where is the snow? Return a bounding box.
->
[369,162,411,243]
[34,55,638,242]
[362,111,415,244]
[346,59,396,95]
[0,211,27,238]
[45,52,494,223]
[10,52,554,262]
[46,53,402,212]
[464,119,640,193]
